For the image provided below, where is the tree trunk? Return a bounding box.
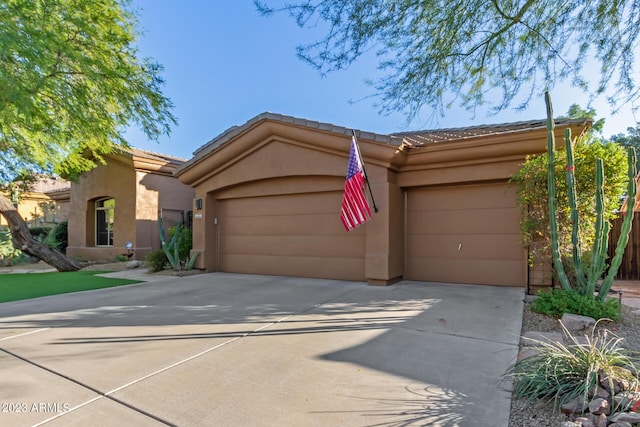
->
[0,193,81,272]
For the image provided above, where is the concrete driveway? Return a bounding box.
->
[0,272,524,426]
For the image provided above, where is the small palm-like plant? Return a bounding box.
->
[503,320,639,412]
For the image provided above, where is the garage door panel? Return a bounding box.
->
[406,183,525,286]
[217,191,365,281]
[218,192,340,217]
[221,235,365,258]
[407,234,522,260]
[408,208,520,235]
[221,255,365,281]
[220,213,354,236]
[408,185,516,211]
[406,258,524,286]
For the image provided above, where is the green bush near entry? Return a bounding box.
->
[531,289,621,321]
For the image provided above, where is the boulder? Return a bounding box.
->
[561,313,596,331]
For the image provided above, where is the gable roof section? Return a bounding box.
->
[190,112,401,157]
[175,112,592,182]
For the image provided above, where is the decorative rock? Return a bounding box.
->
[594,413,608,427]
[561,313,596,331]
[574,416,594,427]
[609,411,640,423]
[588,397,610,415]
[561,397,587,415]
[600,370,624,394]
[516,348,539,361]
[596,388,611,400]
[560,422,582,427]
[609,422,633,427]
[613,391,640,409]
[126,260,142,269]
[522,331,564,345]
[571,335,590,346]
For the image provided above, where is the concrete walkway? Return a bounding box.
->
[0,272,524,426]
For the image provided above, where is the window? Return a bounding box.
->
[96,198,115,246]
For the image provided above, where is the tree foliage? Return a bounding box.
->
[0,0,176,183]
[611,123,640,170]
[256,0,640,120]
[0,0,175,271]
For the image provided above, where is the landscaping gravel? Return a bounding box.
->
[508,301,640,426]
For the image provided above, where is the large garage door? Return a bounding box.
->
[406,183,525,286]
[217,191,366,280]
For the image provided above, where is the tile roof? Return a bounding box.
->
[125,147,187,164]
[393,118,590,147]
[180,113,592,175]
[192,112,401,158]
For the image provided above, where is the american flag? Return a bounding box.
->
[340,135,372,231]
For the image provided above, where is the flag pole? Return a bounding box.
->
[352,130,379,213]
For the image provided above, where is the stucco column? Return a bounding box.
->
[191,192,217,271]
[365,169,404,285]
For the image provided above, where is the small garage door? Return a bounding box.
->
[406,183,525,286]
[217,191,366,281]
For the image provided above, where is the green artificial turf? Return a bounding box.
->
[0,270,142,303]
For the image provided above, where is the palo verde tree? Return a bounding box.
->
[256,0,640,120]
[0,0,176,271]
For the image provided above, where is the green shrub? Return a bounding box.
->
[503,322,638,411]
[47,221,68,252]
[29,226,51,241]
[145,249,168,272]
[114,254,128,262]
[0,229,21,266]
[532,289,621,321]
[168,225,192,260]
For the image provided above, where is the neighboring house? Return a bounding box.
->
[66,148,194,262]
[175,113,589,292]
[0,176,70,229]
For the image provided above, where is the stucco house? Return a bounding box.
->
[175,113,589,292]
[66,148,194,262]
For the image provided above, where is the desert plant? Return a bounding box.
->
[158,218,200,271]
[531,289,621,321]
[0,229,21,265]
[545,92,637,299]
[144,249,168,272]
[512,115,627,273]
[503,321,639,412]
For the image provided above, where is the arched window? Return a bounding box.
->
[96,198,115,246]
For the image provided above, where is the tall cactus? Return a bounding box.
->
[598,148,637,300]
[545,91,637,298]
[545,92,572,291]
[564,128,587,291]
[585,159,609,294]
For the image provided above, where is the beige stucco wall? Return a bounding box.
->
[67,158,137,261]
[178,118,588,287]
[67,152,195,262]
[136,171,195,258]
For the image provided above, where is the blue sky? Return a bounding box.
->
[125,0,640,160]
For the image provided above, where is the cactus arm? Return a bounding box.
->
[545,92,572,290]
[598,148,637,300]
[185,251,200,270]
[564,129,588,292]
[586,159,607,294]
